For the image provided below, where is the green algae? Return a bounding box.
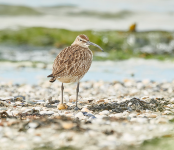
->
[0,27,173,61]
[0,4,42,16]
[128,136,174,150]
[33,137,174,150]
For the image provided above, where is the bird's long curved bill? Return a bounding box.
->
[87,41,104,52]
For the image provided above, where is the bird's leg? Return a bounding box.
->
[76,82,80,107]
[74,82,80,110]
[57,83,68,110]
[61,83,64,104]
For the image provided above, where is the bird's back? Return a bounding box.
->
[48,45,93,83]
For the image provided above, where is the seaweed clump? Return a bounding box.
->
[87,97,168,112]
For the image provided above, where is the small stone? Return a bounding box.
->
[141,96,149,100]
[146,113,157,118]
[163,110,171,115]
[45,111,54,115]
[75,112,84,118]
[138,114,146,118]
[132,126,143,131]
[121,133,137,143]
[61,122,75,129]
[0,97,14,101]
[97,99,105,103]
[81,107,90,112]
[129,113,137,118]
[32,100,43,103]
[66,114,74,117]
[114,113,123,118]
[57,103,68,110]
[15,101,22,105]
[170,98,174,104]
[131,118,148,124]
[156,118,168,124]
[47,96,52,103]
[53,113,60,117]
[33,136,42,143]
[123,111,129,117]
[11,111,19,116]
[88,100,93,103]
[22,109,33,114]
[69,95,76,102]
[146,110,151,113]
[64,111,70,114]
[33,107,42,112]
[40,111,54,115]
[82,112,96,118]
[99,110,110,115]
[74,107,80,110]
[28,122,39,128]
[14,96,25,101]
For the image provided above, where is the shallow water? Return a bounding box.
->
[0,45,57,62]
[1,59,174,84]
[0,0,174,13]
[1,45,174,84]
[0,1,174,31]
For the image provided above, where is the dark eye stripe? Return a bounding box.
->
[80,39,86,42]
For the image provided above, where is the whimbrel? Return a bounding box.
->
[47,34,103,110]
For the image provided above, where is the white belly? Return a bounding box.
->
[57,75,84,83]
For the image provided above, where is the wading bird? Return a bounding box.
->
[47,34,103,110]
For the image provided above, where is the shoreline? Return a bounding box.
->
[1,80,174,150]
[0,28,174,62]
[1,58,174,85]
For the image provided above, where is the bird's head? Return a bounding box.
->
[71,34,104,52]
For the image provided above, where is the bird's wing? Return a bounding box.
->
[52,45,91,78]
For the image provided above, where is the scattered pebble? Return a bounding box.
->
[0,80,174,150]
[99,110,110,115]
[57,103,68,110]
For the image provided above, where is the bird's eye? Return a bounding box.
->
[80,39,82,41]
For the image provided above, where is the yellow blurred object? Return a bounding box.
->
[129,23,136,32]
[61,122,75,129]
[123,79,131,82]
[57,103,68,110]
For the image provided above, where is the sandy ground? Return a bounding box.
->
[1,80,174,150]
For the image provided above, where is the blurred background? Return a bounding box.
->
[0,0,174,84]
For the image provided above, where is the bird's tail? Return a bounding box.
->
[47,74,56,83]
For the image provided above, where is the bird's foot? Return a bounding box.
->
[74,106,80,111]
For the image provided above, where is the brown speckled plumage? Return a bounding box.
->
[48,45,93,83]
[47,34,103,109]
